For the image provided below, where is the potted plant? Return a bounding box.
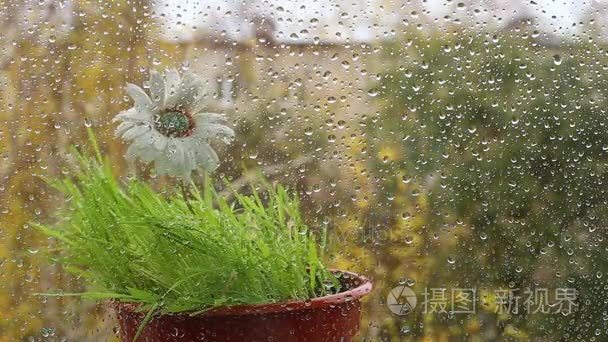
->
[38,69,372,341]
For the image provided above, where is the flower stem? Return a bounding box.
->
[179,180,195,214]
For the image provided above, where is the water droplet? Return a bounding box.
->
[553,54,562,65]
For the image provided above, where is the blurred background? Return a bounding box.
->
[2,0,608,340]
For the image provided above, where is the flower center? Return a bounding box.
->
[154,108,194,138]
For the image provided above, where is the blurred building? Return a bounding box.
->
[175,12,377,122]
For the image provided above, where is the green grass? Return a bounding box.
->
[38,143,339,316]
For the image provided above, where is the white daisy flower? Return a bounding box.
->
[113,69,234,179]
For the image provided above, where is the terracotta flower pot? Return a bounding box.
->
[113,271,372,342]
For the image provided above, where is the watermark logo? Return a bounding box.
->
[385,285,578,316]
[387,286,417,315]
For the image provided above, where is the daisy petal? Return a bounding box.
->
[196,123,235,143]
[115,121,135,138]
[131,142,158,163]
[178,71,205,109]
[182,149,196,175]
[152,131,169,151]
[125,144,141,162]
[152,154,172,175]
[164,69,181,108]
[113,108,150,123]
[167,139,187,172]
[126,83,153,110]
[122,125,150,141]
[149,70,166,108]
[194,112,228,125]
[192,140,219,172]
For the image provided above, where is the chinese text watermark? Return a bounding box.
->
[386,286,578,316]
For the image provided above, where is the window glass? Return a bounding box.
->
[2,0,606,340]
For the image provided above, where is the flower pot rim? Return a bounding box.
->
[113,269,372,317]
